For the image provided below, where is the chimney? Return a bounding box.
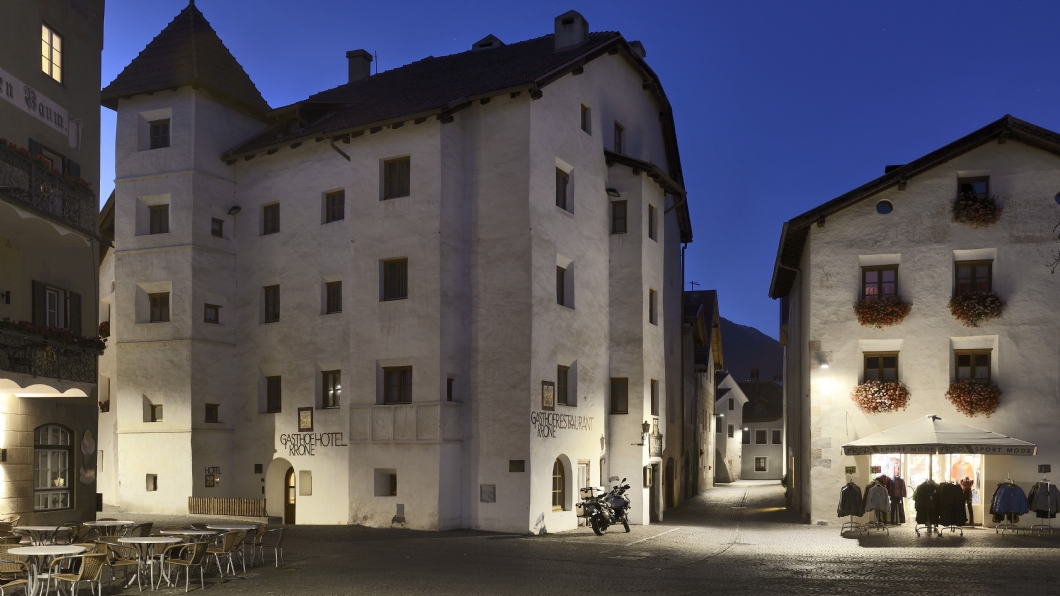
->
[554,10,588,52]
[628,41,646,59]
[346,50,372,83]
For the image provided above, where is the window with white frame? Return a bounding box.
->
[41,24,62,83]
[34,425,71,510]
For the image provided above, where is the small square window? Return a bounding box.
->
[509,460,525,472]
[149,293,170,323]
[263,285,280,322]
[325,190,345,223]
[266,376,282,413]
[150,404,163,422]
[254,464,263,474]
[610,378,628,414]
[864,353,899,382]
[955,261,992,296]
[204,304,220,324]
[149,205,169,234]
[556,169,570,211]
[383,367,412,404]
[956,351,991,383]
[382,259,408,301]
[326,281,342,314]
[754,457,768,473]
[146,474,158,491]
[772,430,782,445]
[958,176,989,199]
[611,201,627,234]
[149,119,170,149]
[383,158,411,200]
[211,218,224,238]
[205,404,219,423]
[862,266,898,300]
[580,104,591,134]
[322,370,341,409]
[614,122,624,154]
[263,204,280,235]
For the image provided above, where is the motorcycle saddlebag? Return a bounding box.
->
[579,486,604,500]
[575,503,586,517]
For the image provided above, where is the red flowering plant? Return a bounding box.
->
[0,320,106,352]
[0,138,93,191]
[850,380,911,414]
[951,192,1002,227]
[98,321,110,338]
[946,379,1001,417]
[853,296,912,328]
[98,400,110,413]
[948,291,1004,327]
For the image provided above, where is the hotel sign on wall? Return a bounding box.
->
[0,65,81,148]
[279,408,348,456]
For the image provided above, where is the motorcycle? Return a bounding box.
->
[576,477,631,535]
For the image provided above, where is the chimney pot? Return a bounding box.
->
[554,10,589,52]
[346,49,373,83]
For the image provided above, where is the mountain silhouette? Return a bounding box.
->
[720,317,782,383]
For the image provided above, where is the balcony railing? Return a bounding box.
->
[0,141,97,235]
[0,328,100,386]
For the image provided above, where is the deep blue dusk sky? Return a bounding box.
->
[98,0,1060,339]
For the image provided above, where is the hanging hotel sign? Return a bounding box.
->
[530,411,595,438]
[0,65,81,148]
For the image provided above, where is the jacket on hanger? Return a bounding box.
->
[913,480,940,525]
[865,484,890,513]
[890,476,907,500]
[938,482,968,526]
[837,482,865,517]
[1027,482,1060,518]
[990,482,1030,516]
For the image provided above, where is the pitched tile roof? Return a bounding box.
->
[101,2,269,116]
[226,32,622,157]
[685,290,722,370]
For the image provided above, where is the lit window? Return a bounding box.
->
[322,370,341,408]
[41,25,62,83]
[34,425,70,510]
[552,459,565,511]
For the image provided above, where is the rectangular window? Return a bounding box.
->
[728,398,734,411]
[149,205,169,234]
[204,304,220,324]
[728,424,734,438]
[326,281,342,314]
[755,429,767,445]
[648,204,656,241]
[41,24,62,83]
[266,376,282,413]
[557,366,569,406]
[322,370,341,408]
[149,119,170,149]
[149,293,170,323]
[648,289,657,325]
[610,378,628,414]
[556,168,570,211]
[742,430,750,445]
[383,367,413,404]
[755,457,768,473]
[862,266,897,301]
[956,351,991,382]
[556,266,566,306]
[864,352,898,382]
[205,404,219,423]
[211,218,224,238]
[772,429,782,445]
[325,190,345,223]
[263,285,280,322]
[150,404,163,422]
[383,259,408,301]
[958,176,989,199]
[580,104,591,134]
[611,201,627,234]
[715,416,723,433]
[446,378,454,402]
[46,288,60,327]
[34,426,71,511]
[146,474,158,492]
[263,204,280,235]
[614,122,624,154]
[955,261,992,296]
[650,380,659,416]
[383,158,411,200]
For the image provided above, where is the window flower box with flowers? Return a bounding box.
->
[853,296,912,328]
[98,321,110,339]
[850,380,911,414]
[951,192,1002,228]
[946,379,1001,417]
[948,291,1004,327]
[0,320,106,352]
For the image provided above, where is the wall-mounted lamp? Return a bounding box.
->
[227,205,242,215]
[0,291,9,305]
[632,421,652,446]
[606,188,621,197]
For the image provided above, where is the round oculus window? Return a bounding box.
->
[1055,192,1060,206]
[876,201,893,214]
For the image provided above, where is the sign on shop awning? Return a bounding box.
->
[842,414,1036,457]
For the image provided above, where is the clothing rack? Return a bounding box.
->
[994,476,1023,536]
[939,524,963,536]
[915,519,940,537]
[863,475,889,534]
[840,475,865,535]
[1031,478,1056,536]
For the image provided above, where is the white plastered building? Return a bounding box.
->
[714,372,746,483]
[98,5,694,532]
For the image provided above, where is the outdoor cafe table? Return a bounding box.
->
[158,530,217,537]
[205,524,256,531]
[119,537,181,590]
[13,526,63,546]
[9,544,85,595]
[83,520,135,537]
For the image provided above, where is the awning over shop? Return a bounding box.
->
[842,415,1036,457]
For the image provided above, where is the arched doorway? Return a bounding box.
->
[265,458,294,523]
[665,458,675,508]
[284,468,296,524]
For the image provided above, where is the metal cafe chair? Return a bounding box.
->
[206,530,246,577]
[255,528,286,568]
[48,553,107,596]
[160,541,209,592]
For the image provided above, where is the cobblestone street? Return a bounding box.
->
[90,480,1060,595]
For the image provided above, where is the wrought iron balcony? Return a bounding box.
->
[0,328,100,386]
[0,141,97,235]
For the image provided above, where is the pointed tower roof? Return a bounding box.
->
[101,1,269,116]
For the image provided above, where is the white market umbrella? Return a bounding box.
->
[842,414,1036,457]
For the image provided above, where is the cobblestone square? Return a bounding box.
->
[90,481,1060,595]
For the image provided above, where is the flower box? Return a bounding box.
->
[850,380,910,414]
[951,192,1002,227]
[948,291,1004,327]
[853,296,911,328]
[98,321,110,339]
[0,320,106,352]
[946,380,1001,417]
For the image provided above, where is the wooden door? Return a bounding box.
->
[284,467,296,524]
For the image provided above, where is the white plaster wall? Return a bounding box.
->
[741,420,783,480]
[798,140,1060,525]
